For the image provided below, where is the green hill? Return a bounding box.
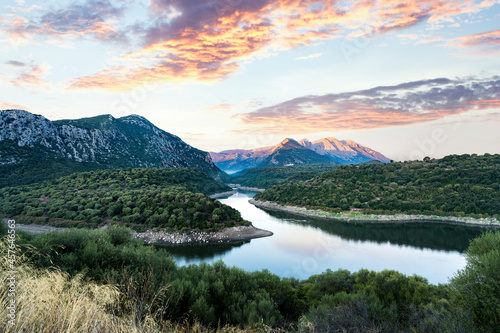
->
[231,164,340,189]
[0,168,243,231]
[255,154,500,220]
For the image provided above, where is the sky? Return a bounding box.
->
[0,0,499,161]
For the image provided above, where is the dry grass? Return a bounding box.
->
[0,237,278,333]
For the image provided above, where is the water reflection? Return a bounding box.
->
[157,241,248,263]
[261,209,485,253]
[164,190,493,284]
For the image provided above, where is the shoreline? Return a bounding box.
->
[209,190,237,198]
[227,184,265,193]
[133,225,273,245]
[1,218,273,244]
[249,199,500,227]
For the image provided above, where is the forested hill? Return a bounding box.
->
[255,154,500,220]
[231,164,340,189]
[0,168,244,231]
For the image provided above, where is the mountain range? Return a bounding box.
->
[0,109,224,186]
[210,137,390,173]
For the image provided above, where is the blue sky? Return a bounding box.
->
[1,0,499,160]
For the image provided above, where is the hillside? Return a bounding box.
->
[255,154,500,220]
[0,168,243,231]
[210,136,388,173]
[231,164,340,189]
[0,109,226,187]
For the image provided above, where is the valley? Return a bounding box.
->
[1,109,499,332]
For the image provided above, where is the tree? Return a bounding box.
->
[451,230,500,332]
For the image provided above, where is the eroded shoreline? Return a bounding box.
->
[249,199,500,227]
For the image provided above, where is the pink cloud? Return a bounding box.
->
[236,77,500,134]
[4,0,489,91]
[453,29,500,49]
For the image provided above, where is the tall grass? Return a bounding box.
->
[0,236,275,332]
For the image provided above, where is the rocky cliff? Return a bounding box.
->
[0,109,224,185]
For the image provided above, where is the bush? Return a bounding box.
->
[451,230,500,332]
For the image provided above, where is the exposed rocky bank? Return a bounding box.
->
[133,225,273,245]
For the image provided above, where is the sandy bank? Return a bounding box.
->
[249,199,500,227]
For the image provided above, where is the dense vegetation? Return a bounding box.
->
[0,168,244,231]
[0,139,108,188]
[230,164,340,189]
[256,154,500,220]
[2,225,498,332]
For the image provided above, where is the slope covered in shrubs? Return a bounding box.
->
[256,154,500,220]
[0,168,244,231]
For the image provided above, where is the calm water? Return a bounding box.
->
[163,190,489,285]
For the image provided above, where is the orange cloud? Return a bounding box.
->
[236,77,500,134]
[453,29,500,49]
[10,63,51,89]
[61,0,498,90]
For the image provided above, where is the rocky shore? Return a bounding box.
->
[249,199,500,227]
[132,225,273,245]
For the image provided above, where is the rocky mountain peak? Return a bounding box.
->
[274,138,304,151]
[0,109,224,179]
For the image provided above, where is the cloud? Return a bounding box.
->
[236,76,500,134]
[4,60,27,67]
[1,0,126,44]
[296,53,325,60]
[10,63,51,89]
[205,103,234,114]
[66,0,499,91]
[452,29,500,51]
[416,36,444,44]
[0,100,29,110]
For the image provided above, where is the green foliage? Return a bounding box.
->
[0,168,243,231]
[171,261,282,327]
[451,230,500,332]
[0,141,106,188]
[231,164,339,189]
[256,154,500,219]
[8,227,494,331]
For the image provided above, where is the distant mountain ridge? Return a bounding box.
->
[210,137,390,173]
[0,109,224,186]
[299,137,390,164]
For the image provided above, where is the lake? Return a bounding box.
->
[162,190,489,285]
